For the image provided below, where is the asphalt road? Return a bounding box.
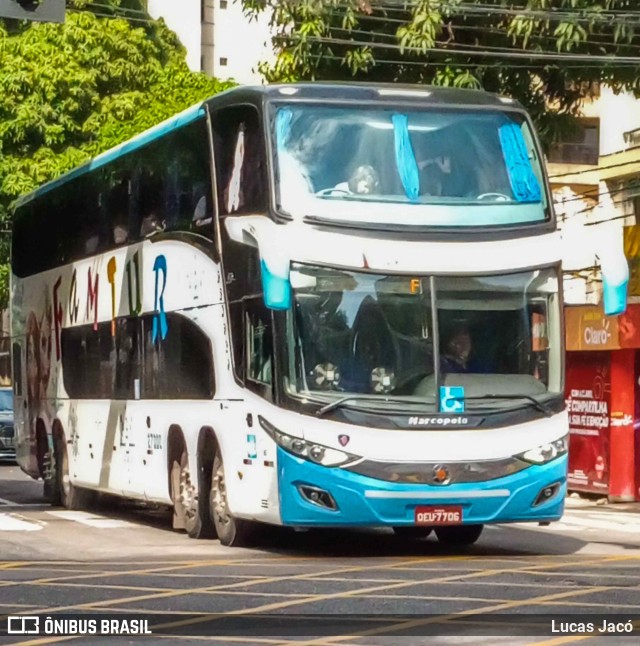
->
[1,463,640,645]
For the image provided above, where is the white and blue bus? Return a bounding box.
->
[11,83,567,546]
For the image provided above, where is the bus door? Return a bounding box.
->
[228,299,278,516]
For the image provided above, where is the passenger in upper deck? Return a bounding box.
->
[331,165,380,196]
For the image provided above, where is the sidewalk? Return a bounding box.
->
[565,492,640,514]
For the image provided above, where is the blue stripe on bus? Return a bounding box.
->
[16,102,206,207]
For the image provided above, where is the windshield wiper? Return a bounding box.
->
[459,394,554,417]
[316,395,432,417]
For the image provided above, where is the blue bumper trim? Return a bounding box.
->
[277,448,567,527]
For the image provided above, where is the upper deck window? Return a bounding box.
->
[271,103,548,227]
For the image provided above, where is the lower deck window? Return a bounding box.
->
[61,314,214,399]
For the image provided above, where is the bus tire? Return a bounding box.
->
[210,452,253,547]
[392,527,432,540]
[176,450,214,539]
[434,524,483,546]
[39,429,59,506]
[53,433,93,510]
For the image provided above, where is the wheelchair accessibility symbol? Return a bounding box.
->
[440,386,465,413]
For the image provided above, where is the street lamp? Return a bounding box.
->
[0,0,65,22]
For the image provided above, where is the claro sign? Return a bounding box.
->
[565,306,620,351]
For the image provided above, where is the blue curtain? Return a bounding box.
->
[498,123,542,202]
[392,114,420,201]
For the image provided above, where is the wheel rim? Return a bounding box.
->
[211,460,230,528]
[179,460,198,526]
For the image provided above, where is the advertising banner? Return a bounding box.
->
[565,352,610,494]
[565,306,620,351]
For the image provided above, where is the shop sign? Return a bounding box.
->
[565,306,620,351]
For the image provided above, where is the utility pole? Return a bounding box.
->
[0,0,65,22]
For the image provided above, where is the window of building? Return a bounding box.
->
[548,119,600,165]
[220,0,228,8]
[219,57,228,66]
[633,194,640,226]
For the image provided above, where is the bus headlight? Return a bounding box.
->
[258,416,360,467]
[518,436,568,465]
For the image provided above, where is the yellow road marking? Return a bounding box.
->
[8,554,637,644]
[0,561,29,569]
[0,559,243,588]
[11,555,468,617]
[146,555,627,637]
[286,586,611,646]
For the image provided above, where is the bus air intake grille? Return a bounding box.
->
[343,458,529,485]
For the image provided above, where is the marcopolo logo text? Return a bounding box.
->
[407,416,469,427]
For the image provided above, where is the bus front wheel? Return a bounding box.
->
[210,453,253,547]
[434,524,483,546]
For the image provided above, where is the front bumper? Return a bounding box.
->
[277,448,567,527]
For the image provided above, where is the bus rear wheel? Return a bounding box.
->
[174,450,214,540]
[434,524,483,546]
[53,433,92,510]
[209,453,253,547]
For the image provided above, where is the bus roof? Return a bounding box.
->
[214,82,522,109]
[15,82,522,209]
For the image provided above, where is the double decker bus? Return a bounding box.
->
[11,83,567,547]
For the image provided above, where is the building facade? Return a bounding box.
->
[147,0,275,84]
[552,88,640,502]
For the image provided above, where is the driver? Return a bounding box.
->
[440,324,493,374]
[332,165,380,195]
[440,325,473,374]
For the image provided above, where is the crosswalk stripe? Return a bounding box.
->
[46,510,134,528]
[0,513,45,532]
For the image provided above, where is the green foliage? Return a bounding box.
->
[243,0,640,145]
[0,0,235,307]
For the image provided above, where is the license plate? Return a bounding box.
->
[415,505,463,525]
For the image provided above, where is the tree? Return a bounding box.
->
[0,0,235,307]
[243,0,640,144]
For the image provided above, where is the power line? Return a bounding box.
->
[323,25,640,59]
[291,35,640,64]
[549,157,640,179]
[369,2,640,26]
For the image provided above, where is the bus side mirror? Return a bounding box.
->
[261,255,291,310]
[223,216,292,310]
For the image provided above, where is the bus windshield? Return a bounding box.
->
[272,104,547,227]
[285,264,561,414]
